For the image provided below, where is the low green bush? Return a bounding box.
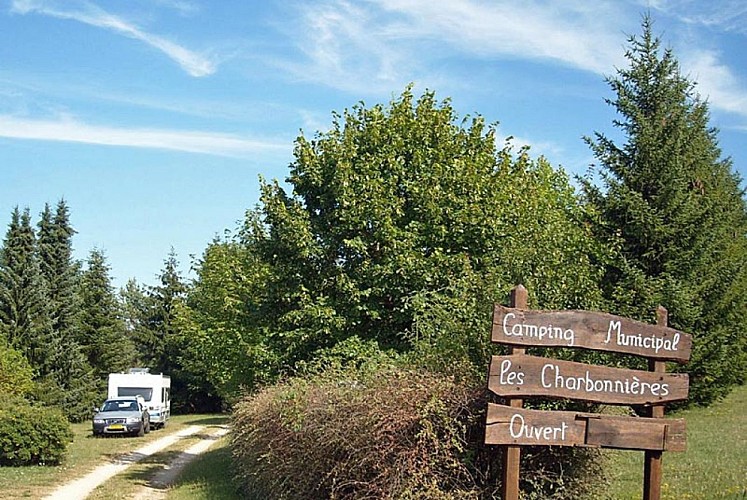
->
[231,366,604,499]
[0,396,74,466]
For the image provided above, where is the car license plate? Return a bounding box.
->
[108,424,124,430]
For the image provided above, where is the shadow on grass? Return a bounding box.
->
[117,450,187,484]
[180,415,231,426]
[171,444,243,499]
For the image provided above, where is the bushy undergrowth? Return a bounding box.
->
[231,366,604,499]
[0,395,74,466]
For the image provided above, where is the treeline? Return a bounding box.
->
[0,202,217,424]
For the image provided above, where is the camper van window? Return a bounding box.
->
[118,387,153,400]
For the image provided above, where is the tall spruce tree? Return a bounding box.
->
[131,250,215,411]
[78,248,136,388]
[0,207,57,374]
[35,202,100,420]
[37,201,79,342]
[583,16,747,405]
[132,249,187,375]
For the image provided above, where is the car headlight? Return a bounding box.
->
[126,417,141,423]
[93,418,104,424]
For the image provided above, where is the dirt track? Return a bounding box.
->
[44,424,229,500]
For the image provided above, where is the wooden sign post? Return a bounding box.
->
[487,286,692,500]
[501,285,527,500]
[643,306,669,500]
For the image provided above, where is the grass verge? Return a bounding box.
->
[165,436,242,500]
[602,384,747,499]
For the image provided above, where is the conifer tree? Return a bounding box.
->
[0,207,57,373]
[0,204,100,420]
[583,16,747,405]
[37,201,80,344]
[131,249,187,374]
[119,278,150,354]
[35,201,100,420]
[130,249,212,410]
[78,248,136,388]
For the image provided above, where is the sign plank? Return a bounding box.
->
[486,404,586,446]
[492,305,692,363]
[485,404,686,452]
[488,354,689,405]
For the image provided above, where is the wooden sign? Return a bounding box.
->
[492,305,692,363]
[485,404,686,452]
[488,354,689,405]
[487,288,692,500]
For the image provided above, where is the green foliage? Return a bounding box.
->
[173,236,273,404]
[0,340,34,397]
[184,87,607,399]
[231,365,603,499]
[37,201,80,354]
[582,16,747,405]
[0,207,57,373]
[78,248,136,385]
[126,250,221,412]
[130,249,187,374]
[0,204,102,422]
[0,396,73,466]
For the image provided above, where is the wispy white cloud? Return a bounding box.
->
[283,0,747,126]
[276,1,407,94]
[10,0,216,77]
[373,0,628,74]
[647,0,747,35]
[505,134,564,160]
[280,0,631,94]
[153,0,200,17]
[0,114,290,158]
[682,50,747,117]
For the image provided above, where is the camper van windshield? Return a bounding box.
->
[118,387,153,400]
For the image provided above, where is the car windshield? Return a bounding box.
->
[102,400,139,412]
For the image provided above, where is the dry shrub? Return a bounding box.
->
[231,367,605,499]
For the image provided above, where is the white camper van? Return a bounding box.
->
[107,368,171,428]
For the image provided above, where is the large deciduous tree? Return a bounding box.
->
[185,88,607,401]
[583,17,747,405]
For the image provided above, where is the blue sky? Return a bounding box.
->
[1,0,746,288]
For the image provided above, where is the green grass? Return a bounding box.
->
[0,414,226,500]
[602,384,747,499]
[165,436,243,500]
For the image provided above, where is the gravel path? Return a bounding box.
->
[43,424,228,500]
[130,426,230,500]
